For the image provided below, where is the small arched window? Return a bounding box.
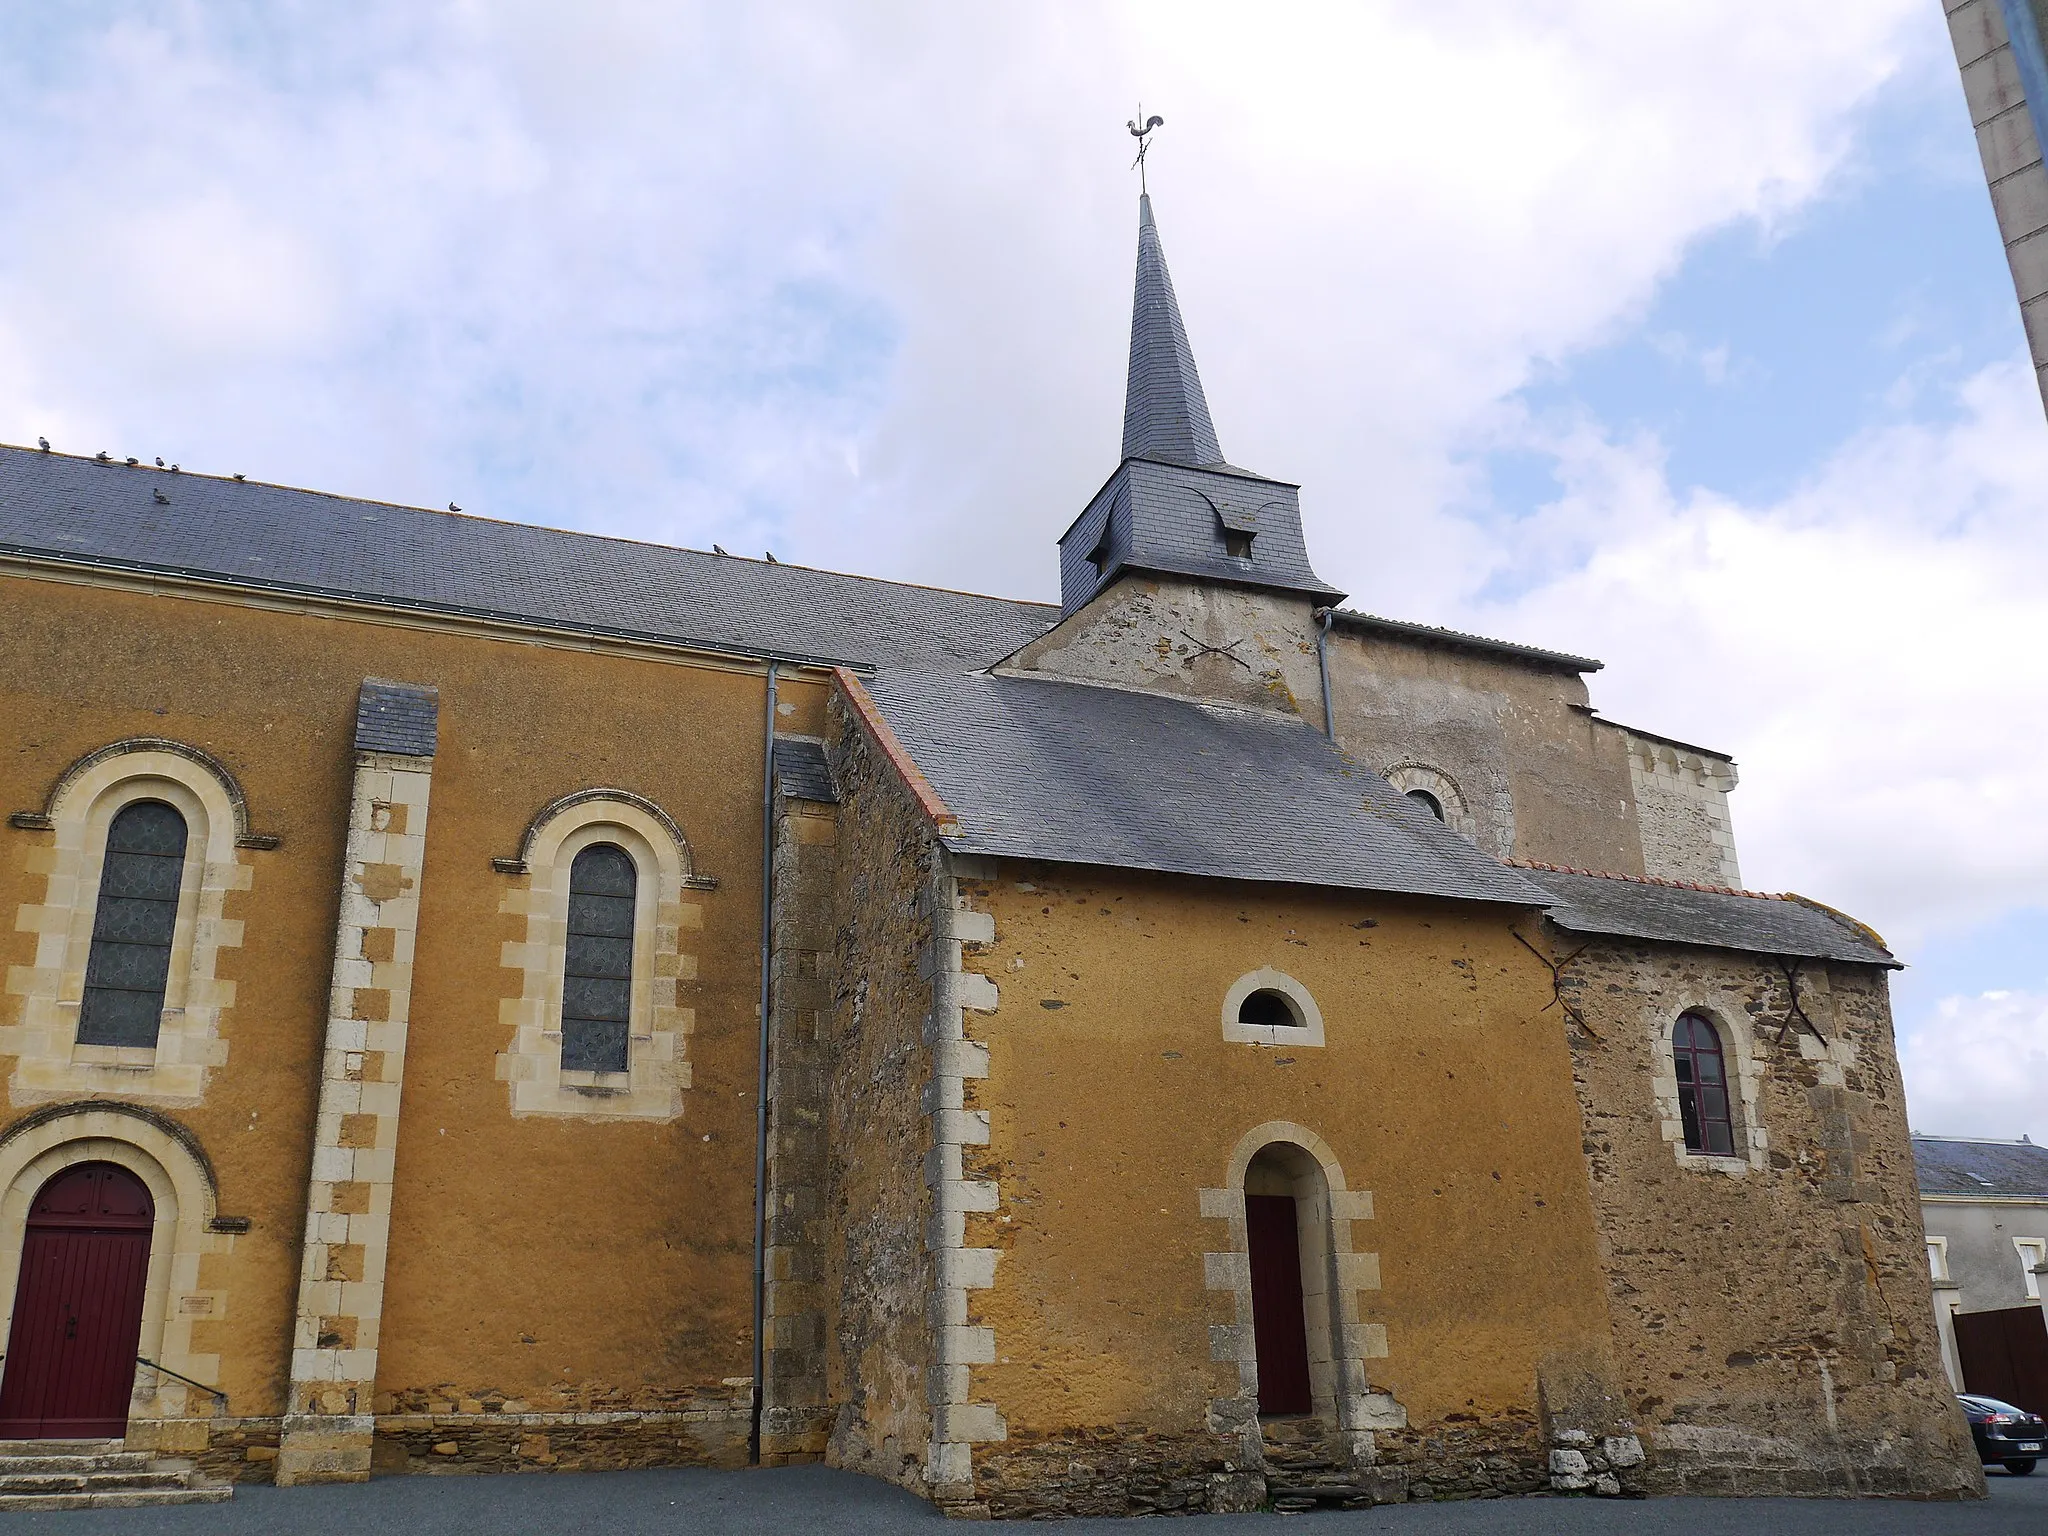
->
[78,800,188,1048]
[1406,788,1445,821]
[1238,989,1304,1030]
[562,843,636,1073]
[1673,1012,1735,1156]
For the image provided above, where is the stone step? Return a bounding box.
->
[0,1469,194,1494]
[0,1485,233,1512]
[0,1438,125,1457]
[0,1451,155,1474]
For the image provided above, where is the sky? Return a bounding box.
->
[1,2,2043,1142]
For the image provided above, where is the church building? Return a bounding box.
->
[0,190,1979,1512]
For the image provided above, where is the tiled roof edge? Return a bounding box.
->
[831,668,960,834]
[1781,893,1893,956]
[1333,610,1602,672]
[1506,859,1787,901]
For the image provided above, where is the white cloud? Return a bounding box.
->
[0,0,1933,582]
[1474,355,2048,950]
[1901,988,2048,1144]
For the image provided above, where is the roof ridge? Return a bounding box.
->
[0,442,1059,614]
[1507,858,1786,901]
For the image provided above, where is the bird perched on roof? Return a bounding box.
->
[37,436,49,452]
[712,544,728,556]
[152,489,169,505]
[125,456,138,466]
[169,464,179,473]
[232,472,245,481]
[765,551,778,563]
[449,502,461,512]
[155,456,165,467]
[96,450,109,462]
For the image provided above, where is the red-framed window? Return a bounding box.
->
[1673,1012,1735,1156]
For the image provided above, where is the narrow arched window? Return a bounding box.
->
[1673,1012,1735,1156]
[1406,788,1445,821]
[78,800,188,1048]
[562,843,635,1073]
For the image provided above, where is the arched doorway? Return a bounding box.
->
[1244,1143,1332,1418]
[0,1163,154,1437]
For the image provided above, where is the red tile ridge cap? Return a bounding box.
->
[1505,858,1785,902]
[832,667,960,834]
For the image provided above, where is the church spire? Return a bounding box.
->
[1122,193,1224,468]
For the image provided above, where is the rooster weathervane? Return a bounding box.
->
[1128,107,1164,193]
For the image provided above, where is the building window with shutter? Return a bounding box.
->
[561,842,636,1075]
[78,800,189,1049]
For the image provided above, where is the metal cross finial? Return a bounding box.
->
[1128,107,1164,193]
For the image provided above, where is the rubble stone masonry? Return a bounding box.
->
[1557,932,1982,1497]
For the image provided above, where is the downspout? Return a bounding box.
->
[1315,607,1336,739]
[749,659,779,1464]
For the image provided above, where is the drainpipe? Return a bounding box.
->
[1315,607,1336,739]
[749,660,779,1464]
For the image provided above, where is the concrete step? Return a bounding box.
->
[0,1485,233,1511]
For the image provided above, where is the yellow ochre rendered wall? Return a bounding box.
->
[956,862,1618,1507]
[0,569,823,1475]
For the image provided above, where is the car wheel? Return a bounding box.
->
[2004,1459,2037,1476]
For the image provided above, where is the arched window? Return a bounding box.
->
[1238,989,1304,1030]
[78,800,188,1048]
[562,843,636,1073]
[1673,1013,1735,1156]
[1405,788,1445,821]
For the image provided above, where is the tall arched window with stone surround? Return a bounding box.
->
[1672,1012,1735,1156]
[77,800,189,1048]
[561,842,636,1074]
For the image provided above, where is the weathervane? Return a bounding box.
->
[1128,106,1164,193]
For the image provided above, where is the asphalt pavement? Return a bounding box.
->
[6,1462,2043,1534]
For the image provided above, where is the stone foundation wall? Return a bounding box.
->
[1558,933,1983,1499]
[369,1406,749,1475]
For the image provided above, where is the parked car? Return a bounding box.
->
[1959,1394,2045,1474]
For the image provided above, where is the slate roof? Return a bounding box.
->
[1124,193,1224,470]
[859,667,1546,905]
[354,680,439,759]
[1525,867,1895,966]
[0,446,1055,670]
[773,738,838,804]
[1912,1136,2048,1198]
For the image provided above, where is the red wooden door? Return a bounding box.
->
[1246,1193,1313,1416]
[0,1163,154,1438]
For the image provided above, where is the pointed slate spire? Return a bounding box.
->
[1122,193,1224,468]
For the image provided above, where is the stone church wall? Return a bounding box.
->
[818,698,942,1490]
[1324,625,1645,878]
[1556,932,1981,1497]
